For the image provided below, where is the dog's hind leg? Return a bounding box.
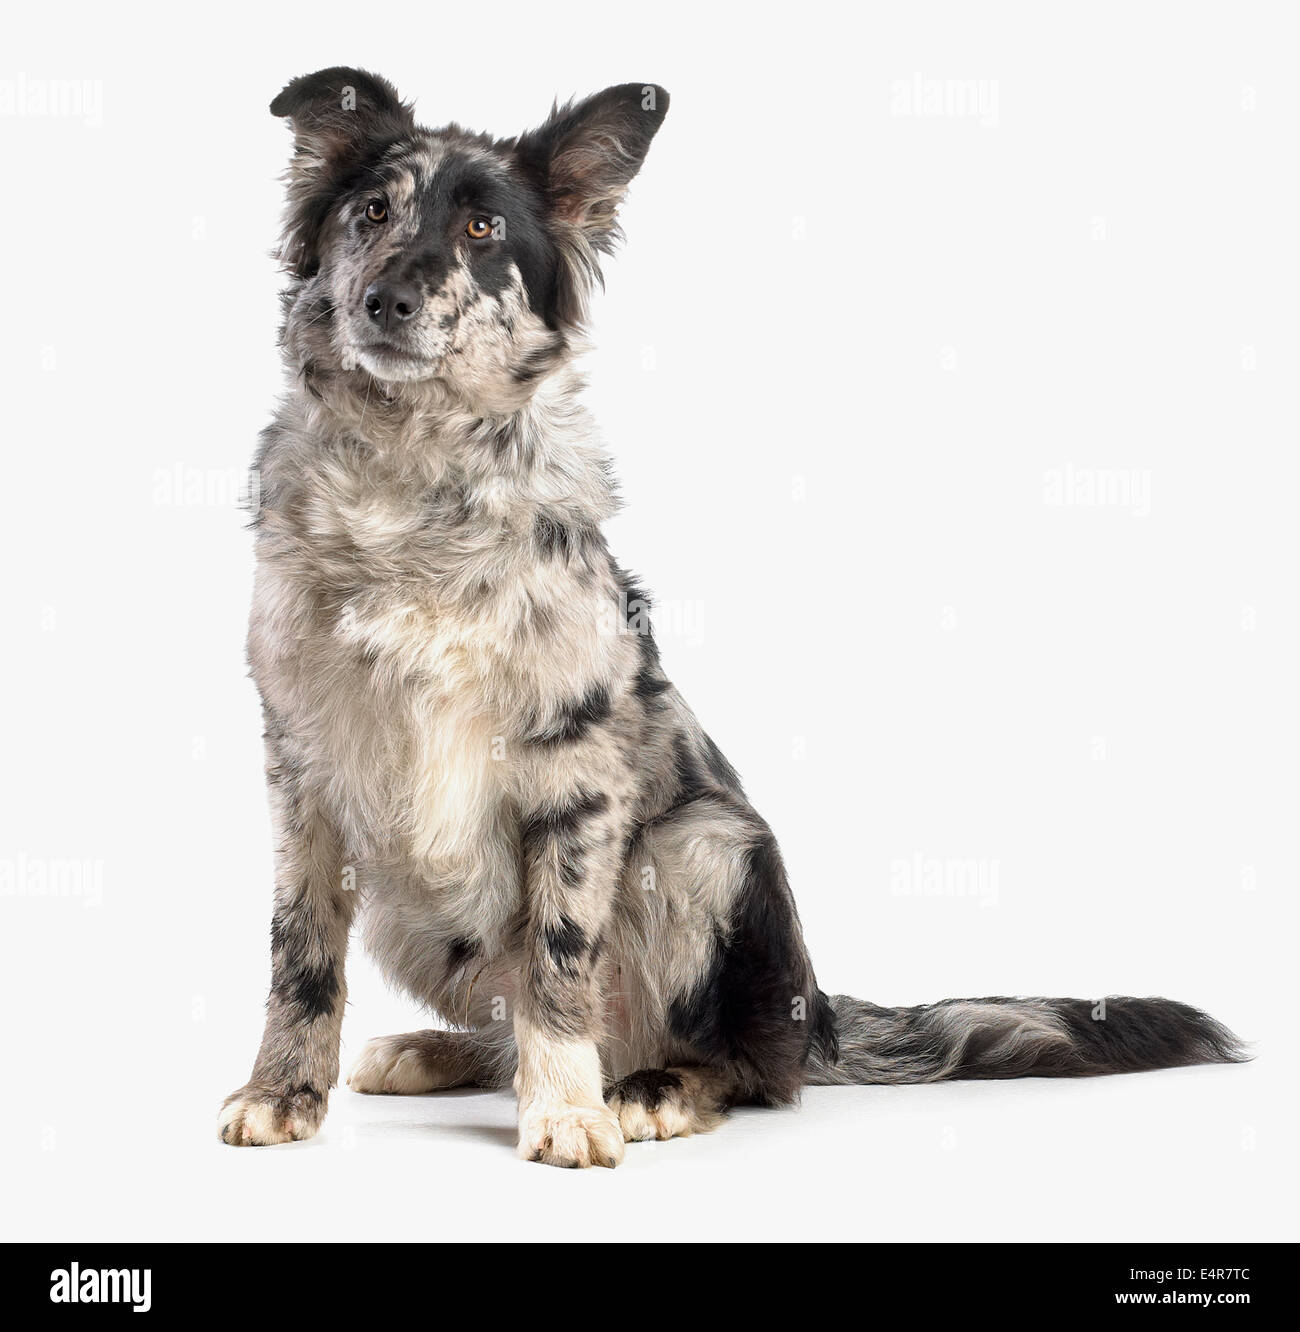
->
[605,1065,735,1142]
[347,1028,513,1094]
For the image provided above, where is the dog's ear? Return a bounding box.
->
[271,66,414,169]
[270,67,415,276]
[515,83,669,249]
[512,84,668,325]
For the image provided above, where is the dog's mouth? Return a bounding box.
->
[349,337,440,382]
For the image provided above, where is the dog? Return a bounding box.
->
[219,68,1245,1167]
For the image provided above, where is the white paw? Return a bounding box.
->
[610,1094,694,1142]
[606,1070,726,1142]
[517,1102,626,1169]
[218,1085,324,1146]
[347,1036,443,1095]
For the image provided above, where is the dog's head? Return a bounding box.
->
[270,68,667,406]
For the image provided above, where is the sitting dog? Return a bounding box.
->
[219,68,1243,1167]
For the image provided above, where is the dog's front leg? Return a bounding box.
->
[514,787,626,1168]
[219,777,353,1147]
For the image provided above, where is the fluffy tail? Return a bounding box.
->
[805,994,1247,1085]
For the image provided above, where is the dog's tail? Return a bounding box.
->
[804,994,1247,1085]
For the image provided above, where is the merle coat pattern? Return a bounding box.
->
[219,69,1245,1167]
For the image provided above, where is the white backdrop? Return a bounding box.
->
[1,0,1293,1242]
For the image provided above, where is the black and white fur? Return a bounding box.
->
[219,69,1245,1167]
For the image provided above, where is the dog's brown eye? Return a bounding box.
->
[365,200,388,223]
[466,217,493,240]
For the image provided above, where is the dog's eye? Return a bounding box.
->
[365,200,388,223]
[466,217,493,240]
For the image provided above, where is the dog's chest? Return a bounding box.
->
[252,453,584,866]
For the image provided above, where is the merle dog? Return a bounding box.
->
[219,69,1244,1167]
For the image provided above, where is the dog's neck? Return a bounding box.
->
[283,356,621,527]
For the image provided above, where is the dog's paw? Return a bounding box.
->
[347,1034,447,1095]
[606,1068,727,1142]
[218,1084,324,1146]
[517,1102,625,1169]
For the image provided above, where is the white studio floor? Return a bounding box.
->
[6,1054,1282,1244]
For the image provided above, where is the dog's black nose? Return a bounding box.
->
[363,280,422,330]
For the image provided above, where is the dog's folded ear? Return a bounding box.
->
[514,84,669,251]
[270,68,415,279]
[271,67,414,168]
